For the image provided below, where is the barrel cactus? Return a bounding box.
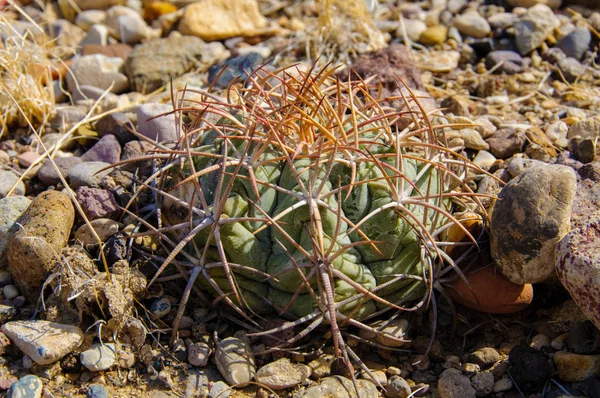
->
[128,65,486,378]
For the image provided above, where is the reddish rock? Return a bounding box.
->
[448,265,533,314]
[82,44,133,60]
[77,186,120,220]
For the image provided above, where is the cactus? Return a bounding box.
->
[123,65,487,383]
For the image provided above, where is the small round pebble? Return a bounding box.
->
[149,297,171,319]
[530,334,551,350]
[209,380,231,398]
[187,341,210,367]
[80,343,116,372]
[87,384,109,398]
[386,375,411,398]
[3,284,19,300]
[493,378,513,393]
[7,375,42,398]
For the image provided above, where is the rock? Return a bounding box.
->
[419,25,448,45]
[506,157,546,178]
[308,354,334,379]
[486,127,527,159]
[343,44,424,95]
[80,24,109,46]
[453,11,490,38]
[530,333,551,350]
[301,376,378,398]
[471,372,494,397]
[95,113,136,145]
[0,304,17,323]
[558,57,587,83]
[514,4,559,55]
[451,129,489,150]
[3,285,18,300]
[75,10,106,30]
[1,321,83,365]
[493,378,513,393]
[81,135,121,165]
[77,186,120,220]
[185,369,210,397]
[16,152,40,168]
[74,0,125,10]
[553,351,600,382]
[567,322,597,354]
[125,35,229,94]
[385,376,412,398]
[491,165,576,284]
[507,344,551,393]
[209,381,231,398]
[215,335,256,386]
[37,157,82,186]
[440,95,471,116]
[485,51,527,74]
[488,12,518,29]
[255,358,311,390]
[398,19,427,42]
[472,150,497,170]
[137,103,178,143]
[7,375,42,398]
[149,297,171,319]
[438,368,476,398]
[86,385,109,398]
[68,161,112,188]
[556,215,600,331]
[187,341,210,367]
[80,343,117,371]
[74,219,120,245]
[7,191,74,302]
[358,318,410,347]
[557,27,591,60]
[120,140,154,176]
[469,348,500,368]
[360,370,387,387]
[178,0,267,41]
[0,170,25,198]
[0,196,31,266]
[66,54,129,95]
[568,116,600,140]
[82,43,133,60]
[107,8,157,45]
[208,52,264,89]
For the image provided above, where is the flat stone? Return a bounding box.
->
[81,135,121,164]
[94,112,136,145]
[86,384,109,398]
[77,186,120,220]
[485,51,527,74]
[137,103,178,143]
[1,321,83,365]
[255,358,311,390]
[105,6,156,44]
[74,219,120,245]
[68,161,112,189]
[7,375,42,398]
[0,170,25,198]
[37,157,83,186]
[453,11,490,38]
[80,343,117,371]
[358,318,410,347]
[215,335,255,386]
[209,381,230,398]
[300,376,378,398]
[66,54,129,95]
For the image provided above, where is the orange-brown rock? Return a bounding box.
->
[448,265,533,314]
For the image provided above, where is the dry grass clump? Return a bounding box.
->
[0,10,57,135]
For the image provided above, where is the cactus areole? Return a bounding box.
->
[141,65,483,368]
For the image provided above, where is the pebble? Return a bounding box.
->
[399,19,427,42]
[491,165,576,284]
[149,297,172,319]
[530,334,551,350]
[86,384,109,398]
[1,320,84,365]
[178,0,267,41]
[554,351,600,382]
[0,305,17,325]
[68,161,112,189]
[94,113,136,145]
[184,369,209,398]
[493,378,513,393]
[255,357,311,390]
[488,12,518,29]
[0,196,31,266]
[105,6,157,45]
[470,372,494,397]
[137,103,178,143]
[308,354,334,379]
[7,375,42,398]
[75,10,107,30]
[215,334,256,386]
[300,376,378,398]
[508,344,550,392]
[568,116,600,140]
[0,170,25,198]
[80,24,109,47]
[16,152,40,168]
[514,4,559,55]
[209,381,231,398]
[453,11,490,38]
[448,265,533,314]
[558,57,587,83]
[556,215,600,331]
[437,368,476,398]
[74,219,120,245]
[77,186,120,220]
[80,343,117,372]
[7,191,74,302]
[358,318,410,347]
[418,25,447,45]
[208,52,264,89]
[187,341,210,367]
[81,134,122,164]
[360,370,387,387]
[485,51,527,74]
[385,376,411,398]
[557,27,591,60]
[37,157,82,186]
[2,285,19,300]
[125,35,230,94]
[66,54,129,95]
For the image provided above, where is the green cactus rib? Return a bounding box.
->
[139,66,486,363]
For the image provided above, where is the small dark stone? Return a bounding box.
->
[38,157,82,186]
[556,27,591,60]
[81,134,122,164]
[95,113,136,145]
[580,376,600,398]
[208,52,264,89]
[485,51,527,74]
[579,162,600,182]
[86,384,109,398]
[60,352,82,373]
[567,321,599,354]
[508,343,551,393]
[104,232,128,265]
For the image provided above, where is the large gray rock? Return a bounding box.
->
[491,165,577,284]
[556,214,600,331]
[557,27,591,61]
[514,4,559,55]
[2,320,84,365]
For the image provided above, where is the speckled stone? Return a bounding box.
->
[7,375,42,398]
